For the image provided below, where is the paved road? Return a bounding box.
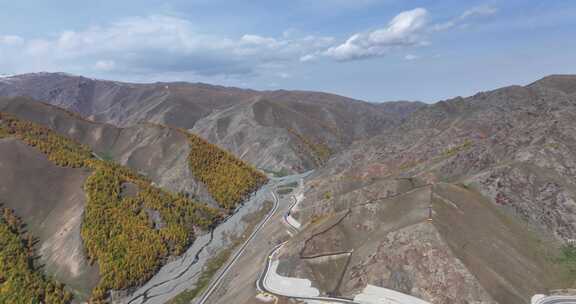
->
[257,242,360,304]
[196,189,280,304]
[257,182,361,304]
[533,295,576,304]
[257,184,438,304]
[197,175,430,304]
[283,195,301,233]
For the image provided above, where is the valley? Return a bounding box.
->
[0,73,575,304]
[2,1,576,302]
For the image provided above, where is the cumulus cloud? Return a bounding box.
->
[404,54,419,61]
[94,60,116,71]
[276,72,292,79]
[461,5,498,19]
[0,6,498,76]
[297,0,385,11]
[432,5,498,31]
[0,15,332,77]
[310,5,497,62]
[0,35,24,46]
[323,8,429,61]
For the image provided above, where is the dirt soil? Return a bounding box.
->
[0,138,99,300]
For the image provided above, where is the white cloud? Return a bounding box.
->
[297,0,387,11]
[461,5,498,19]
[404,54,419,61]
[309,5,498,62]
[300,54,317,62]
[323,8,429,61]
[276,72,291,79]
[0,35,24,46]
[0,15,332,77]
[94,60,116,71]
[240,34,283,48]
[0,5,498,76]
[432,5,498,31]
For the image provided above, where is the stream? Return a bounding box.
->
[119,173,304,304]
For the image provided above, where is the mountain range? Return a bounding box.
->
[0,72,575,304]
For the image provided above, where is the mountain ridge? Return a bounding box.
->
[1,73,576,304]
[0,72,425,174]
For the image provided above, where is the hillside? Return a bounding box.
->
[0,112,227,301]
[2,74,576,304]
[218,75,576,304]
[0,73,424,173]
[0,99,268,302]
[0,208,72,303]
[0,96,267,209]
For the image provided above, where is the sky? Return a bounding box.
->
[1,0,575,102]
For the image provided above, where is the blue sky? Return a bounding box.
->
[1,0,575,102]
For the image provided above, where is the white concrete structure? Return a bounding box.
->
[532,295,547,304]
[532,294,576,304]
[353,285,431,304]
[264,260,320,298]
[286,213,302,229]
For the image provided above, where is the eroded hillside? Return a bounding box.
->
[0,103,268,302]
[0,73,424,173]
[239,75,576,304]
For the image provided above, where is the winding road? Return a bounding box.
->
[257,242,360,304]
[196,190,280,304]
[256,183,433,304]
[532,295,576,304]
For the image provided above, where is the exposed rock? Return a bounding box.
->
[0,73,424,173]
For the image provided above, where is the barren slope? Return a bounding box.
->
[0,138,99,299]
[266,75,576,304]
[0,73,424,172]
[0,96,216,204]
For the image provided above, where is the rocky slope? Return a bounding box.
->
[2,73,576,304]
[0,73,424,172]
[273,75,576,304]
[318,75,576,243]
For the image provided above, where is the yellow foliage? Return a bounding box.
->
[0,113,223,302]
[186,132,268,209]
[287,128,331,166]
[0,207,72,304]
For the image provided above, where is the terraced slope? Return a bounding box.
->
[270,75,576,304]
[282,178,570,303]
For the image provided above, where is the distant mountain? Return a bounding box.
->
[0,73,424,173]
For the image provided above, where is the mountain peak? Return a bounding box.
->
[529,74,576,94]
